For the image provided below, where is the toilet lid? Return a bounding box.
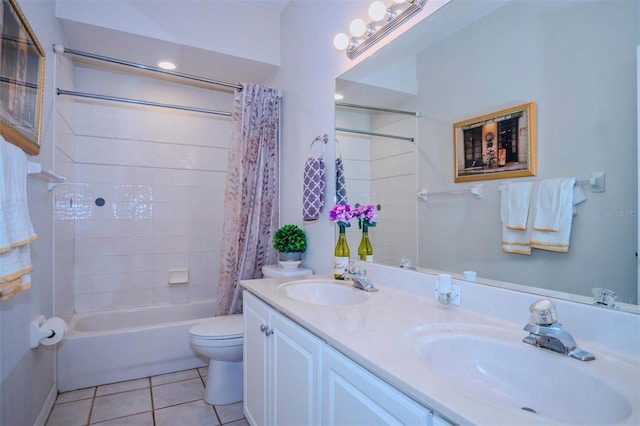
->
[189,314,243,339]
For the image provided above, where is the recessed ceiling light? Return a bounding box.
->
[157,61,176,70]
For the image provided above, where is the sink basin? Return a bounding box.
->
[276,279,369,306]
[402,324,637,425]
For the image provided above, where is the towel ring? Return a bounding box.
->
[310,134,328,157]
[335,138,342,159]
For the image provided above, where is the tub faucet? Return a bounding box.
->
[522,299,595,361]
[342,261,377,292]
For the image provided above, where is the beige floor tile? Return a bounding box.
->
[151,368,199,386]
[90,411,154,426]
[55,387,96,404]
[90,388,152,424]
[224,419,249,426]
[214,401,244,424]
[154,400,220,426]
[96,378,149,397]
[152,378,205,409]
[46,399,92,426]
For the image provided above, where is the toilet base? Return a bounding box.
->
[204,359,243,405]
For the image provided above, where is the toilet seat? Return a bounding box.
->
[189,314,243,340]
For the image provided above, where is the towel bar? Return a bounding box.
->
[27,161,67,191]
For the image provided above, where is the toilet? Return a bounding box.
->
[188,314,244,405]
[189,265,312,405]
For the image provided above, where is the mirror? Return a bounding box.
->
[335,0,639,311]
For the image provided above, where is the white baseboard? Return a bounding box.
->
[34,383,57,426]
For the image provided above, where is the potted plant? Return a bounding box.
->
[273,224,307,267]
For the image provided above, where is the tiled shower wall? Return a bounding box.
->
[55,54,77,321]
[335,109,416,266]
[55,65,233,313]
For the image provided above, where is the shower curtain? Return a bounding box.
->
[215,83,280,316]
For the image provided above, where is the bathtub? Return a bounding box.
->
[57,300,216,392]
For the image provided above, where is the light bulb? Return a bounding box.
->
[393,0,406,3]
[368,1,387,21]
[334,93,344,101]
[333,33,350,51]
[349,18,367,37]
[157,61,176,70]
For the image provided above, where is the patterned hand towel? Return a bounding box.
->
[335,158,348,205]
[303,157,325,221]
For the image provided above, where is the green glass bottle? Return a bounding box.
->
[334,224,350,279]
[358,224,373,262]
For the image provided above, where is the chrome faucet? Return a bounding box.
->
[342,261,378,292]
[522,299,595,361]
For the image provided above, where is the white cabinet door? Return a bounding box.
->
[243,292,270,426]
[323,346,432,426]
[271,309,323,425]
[243,291,323,426]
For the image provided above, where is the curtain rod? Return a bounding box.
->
[53,44,243,91]
[56,89,232,117]
[335,102,419,117]
[335,127,414,142]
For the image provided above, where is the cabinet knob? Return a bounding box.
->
[260,324,274,336]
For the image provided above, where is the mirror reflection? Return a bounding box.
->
[335,0,639,310]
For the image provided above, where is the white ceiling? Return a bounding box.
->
[56,0,293,89]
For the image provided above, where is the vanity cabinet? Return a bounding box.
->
[243,290,440,425]
[323,346,432,425]
[243,291,324,425]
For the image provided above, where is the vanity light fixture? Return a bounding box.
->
[334,0,426,59]
[157,61,176,70]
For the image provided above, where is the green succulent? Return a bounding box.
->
[273,224,307,253]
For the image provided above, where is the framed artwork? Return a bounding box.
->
[453,102,536,183]
[0,0,44,155]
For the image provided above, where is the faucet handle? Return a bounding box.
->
[529,299,557,326]
[592,288,618,308]
[345,260,361,275]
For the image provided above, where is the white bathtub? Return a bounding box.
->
[57,301,215,392]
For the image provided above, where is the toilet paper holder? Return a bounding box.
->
[30,315,68,349]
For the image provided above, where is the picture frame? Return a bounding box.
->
[453,102,536,183]
[0,0,44,155]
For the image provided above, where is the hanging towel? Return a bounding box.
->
[530,178,576,252]
[532,178,575,232]
[501,182,534,255]
[501,181,533,230]
[0,137,37,299]
[335,158,348,205]
[302,157,326,221]
[1,138,36,252]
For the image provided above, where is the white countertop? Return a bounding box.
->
[240,274,640,426]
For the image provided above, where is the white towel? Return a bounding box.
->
[501,182,533,255]
[532,178,575,232]
[531,178,576,252]
[0,245,33,299]
[0,137,37,299]
[1,138,36,252]
[501,181,532,230]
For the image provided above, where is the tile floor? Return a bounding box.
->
[46,367,249,426]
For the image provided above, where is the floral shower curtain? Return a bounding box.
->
[215,83,280,316]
